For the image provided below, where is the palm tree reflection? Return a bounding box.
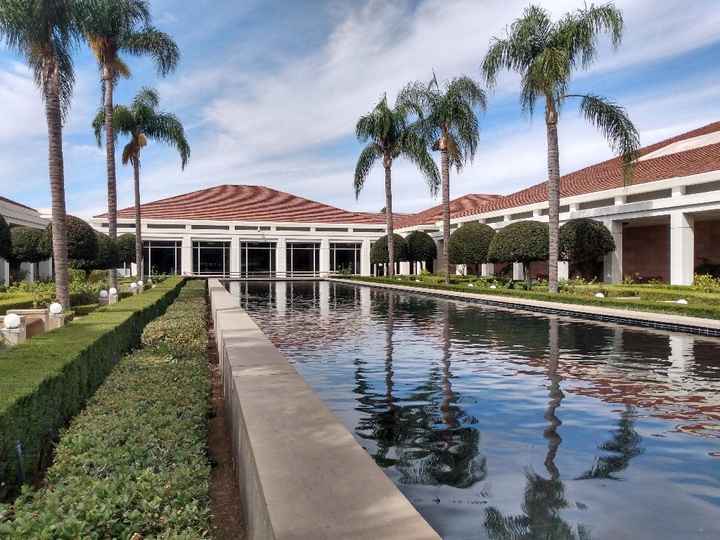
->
[354,295,486,488]
[484,317,593,540]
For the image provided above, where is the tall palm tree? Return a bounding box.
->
[399,75,486,283]
[93,87,190,278]
[0,0,79,308]
[354,94,440,277]
[78,0,179,287]
[482,3,640,294]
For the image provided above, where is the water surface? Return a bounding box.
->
[229,281,720,540]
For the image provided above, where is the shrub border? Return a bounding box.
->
[0,277,184,500]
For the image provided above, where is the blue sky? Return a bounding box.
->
[1,0,719,218]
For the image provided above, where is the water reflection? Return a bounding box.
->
[233,281,720,539]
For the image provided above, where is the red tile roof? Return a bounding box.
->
[452,121,720,220]
[102,121,720,227]
[396,194,501,227]
[109,184,389,224]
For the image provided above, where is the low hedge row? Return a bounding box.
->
[1,280,211,538]
[347,276,720,320]
[0,277,184,500]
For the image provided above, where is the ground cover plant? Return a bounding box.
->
[0,279,211,538]
[346,275,720,320]
[0,277,184,500]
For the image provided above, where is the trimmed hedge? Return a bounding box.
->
[42,215,98,271]
[9,227,50,264]
[117,233,136,265]
[488,220,549,265]
[371,233,409,264]
[406,230,437,263]
[0,276,184,500]
[0,215,10,260]
[0,280,210,538]
[448,222,495,268]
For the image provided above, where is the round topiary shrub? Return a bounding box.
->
[117,233,137,265]
[92,232,119,270]
[406,230,437,263]
[371,233,409,264]
[559,218,615,279]
[0,215,11,260]
[488,220,549,284]
[43,215,98,270]
[9,226,50,263]
[448,222,495,274]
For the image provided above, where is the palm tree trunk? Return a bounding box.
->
[545,98,561,294]
[133,157,143,279]
[44,66,70,309]
[103,66,118,288]
[384,160,395,277]
[440,140,451,284]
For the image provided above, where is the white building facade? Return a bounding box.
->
[0,196,52,286]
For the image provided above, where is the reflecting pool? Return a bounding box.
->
[228,281,720,540]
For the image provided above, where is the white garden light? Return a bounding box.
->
[4,313,21,329]
[49,302,63,315]
[137,280,144,287]
[594,292,605,298]
[99,290,109,299]
[109,287,118,295]
[130,282,138,289]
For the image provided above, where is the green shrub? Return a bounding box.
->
[0,216,10,261]
[91,232,119,271]
[693,274,720,292]
[559,219,615,279]
[448,222,495,272]
[117,233,137,265]
[371,233,409,264]
[0,281,210,538]
[488,221,548,285]
[42,215,98,271]
[0,277,184,500]
[8,227,50,264]
[406,230,437,263]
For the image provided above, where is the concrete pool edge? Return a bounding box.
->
[330,278,720,337]
[207,279,441,540]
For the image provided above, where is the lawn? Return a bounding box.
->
[345,275,720,320]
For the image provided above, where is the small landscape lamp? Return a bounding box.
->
[109,287,118,296]
[4,313,21,329]
[49,302,63,315]
[99,290,109,299]
[130,282,138,289]
[594,292,605,298]
[137,280,144,287]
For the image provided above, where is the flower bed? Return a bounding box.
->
[0,277,184,500]
[0,280,211,538]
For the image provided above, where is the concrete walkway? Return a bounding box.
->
[330,278,720,337]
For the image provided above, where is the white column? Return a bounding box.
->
[320,238,330,277]
[603,220,623,284]
[670,212,694,286]
[399,261,410,275]
[558,261,569,281]
[20,262,34,282]
[481,263,494,277]
[360,239,371,276]
[512,262,524,281]
[230,236,241,277]
[39,258,52,280]
[276,238,287,278]
[181,235,193,275]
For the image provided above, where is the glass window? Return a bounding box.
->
[142,240,182,277]
[286,242,320,276]
[192,241,231,276]
[330,242,361,274]
[239,242,276,277]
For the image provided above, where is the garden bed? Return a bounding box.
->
[0,280,211,538]
[347,276,720,320]
[0,277,184,500]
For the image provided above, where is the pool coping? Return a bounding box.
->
[208,279,441,540]
[329,278,720,337]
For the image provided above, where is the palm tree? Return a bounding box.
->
[0,0,79,308]
[399,75,486,283]
[93,87,190,278]
[78,0,179,287]
[354,94,440,277]
[482,3,640,294]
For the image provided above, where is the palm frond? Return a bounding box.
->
[572,93,640,180]
[353,143,381,199]
[92,104,135,143]
[482,38,513,88]
[144,111,190,169]
[133,86,159,108]
[401,131,440,197]
[555,3,624,68]
[121,26,179,76]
